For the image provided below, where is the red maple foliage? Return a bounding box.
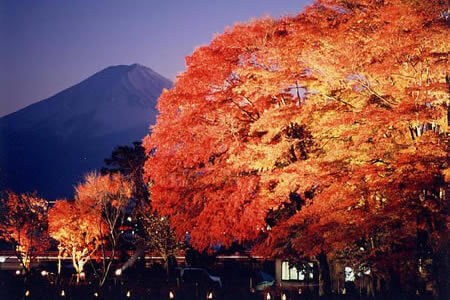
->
[49,172,133,285]
[0,192,50,273]
[74,172,133,286]
[48,198,104,279]
[144,0,448,292]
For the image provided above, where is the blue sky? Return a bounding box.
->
[0,0,312,117]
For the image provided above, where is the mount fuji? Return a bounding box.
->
[0,64,172,199]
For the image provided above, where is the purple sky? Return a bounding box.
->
[0,0,312,117]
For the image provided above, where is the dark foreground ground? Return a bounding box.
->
[0,272,440,300]
[0,261,443,300]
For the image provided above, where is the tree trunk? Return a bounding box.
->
[162,254,169,281]
[434,243,449,300]
[317,252,331,297]
[367,275,375,298]
[99,248,115,287]
[388,267,402,299]
[72,249,82,284]
[434,186,448,300]
[376,276,382,296]
[57,247,63,275]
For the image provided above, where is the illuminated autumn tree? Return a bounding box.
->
[75,172,133,286]
[0,191,50,274]
[144,0,448,296]
[48,198,104,282]
[137,204,182,274]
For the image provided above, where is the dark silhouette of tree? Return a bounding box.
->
[102,141,148,206]
[102,142,182,276]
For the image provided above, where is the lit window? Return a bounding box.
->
[289,265,298,280]
[281,261,289,280]
[345,266,355,282]
[298,271,305,280]
[281,261,314,281]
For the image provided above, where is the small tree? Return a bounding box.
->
[48,199,104,282]
[138,204,182,275]
[0,191,50,275]
[75,172,133,287]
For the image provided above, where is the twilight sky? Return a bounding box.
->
[0,0,312,117]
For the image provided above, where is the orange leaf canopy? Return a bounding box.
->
[144,0,448,265]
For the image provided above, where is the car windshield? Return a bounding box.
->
[183,269,207,282]
[256,271,274,283]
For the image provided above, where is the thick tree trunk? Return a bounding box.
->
[388,267,402,299]
[435,243,449,299]
[317,252,331,297]
[71,249,85,284]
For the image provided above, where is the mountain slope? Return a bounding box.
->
[0,64,171,199]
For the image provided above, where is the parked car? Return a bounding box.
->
[253,271,275,292]
[179,267,222,288]
[166,267,222,299]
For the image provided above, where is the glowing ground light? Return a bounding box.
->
[41,270,48,276]
[126,291,131,298]
[61,290,65,297]
[266,292,271,300]
[281,293,287,300]
[207,291,214,299]
[169,290,175,299]
[94,292,99,297]
[15,270,21,275]
[115,268,122,276]
[25,290,30,297]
